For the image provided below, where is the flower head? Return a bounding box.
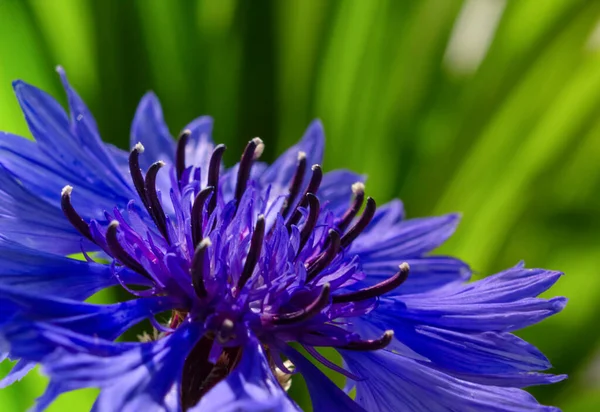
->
[0,68,566,411]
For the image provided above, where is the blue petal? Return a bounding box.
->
[0,290,172,389]
[347,212,470,294]
[0,322,202,411]
[0,166,87,254]
[396,267,567,331]
[341,349,560,411]
[280,344,365,412]
[259,120,325,198]
[56,67,132,194]
[352,213,461,258]
[182,116,215,180]
[353,307,563,387]
[0,359,35,388]
[130,92,175,170]
[192,337,298,411]
[0,286,175,341]
[0,237,146,300]
[8,80,134,218]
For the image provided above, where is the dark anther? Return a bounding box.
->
[236,215,265,293]
[176,129,191,186]
[105,221,154,281]
[280,151,307,218]
[207,144,226,216]
[337,182,365,233]
[298,193,320,254]
[191,186,214,247]
[271,284,331,325]
[191,238,211,298]
[337,330,394,351]
[128,143,150,210]
[332,262,410,304]
[306,230,341,282]
[61,186,93,242]
[145,161,170,242]
[234,138,264,204]
[340,197,376,249]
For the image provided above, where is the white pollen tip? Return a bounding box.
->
[252,137,265,159]
[399,262,410,272]
[199,237,212,248]
[134,142,145,153]
[257,214,266,222]
[297,151,307,161]
[157,160,166,167]
[61,185,73,196]
[108,220,120,229]
[311,164,321,171]
[351,182,365,194]
[384,330,394,338]
[222,319,234,330]
[182,129,192,136]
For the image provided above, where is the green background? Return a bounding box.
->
[0,0,599,410]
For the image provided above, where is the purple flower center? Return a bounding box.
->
[60,132,409,407]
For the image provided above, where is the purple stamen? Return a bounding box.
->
[305,164,322,195]
[285,165,323,228]
[337,182,365,233]
[60,186,93,242]
[236,215,266,293]
[207,144,226,216]
[340,197,376,248]
[298,193,320,254]
[144,161,170,242]
[306,230,341,282]
[234,138,264,204]
[105,221,154,281]
[191,238,211,298]
[175,129,191,186]
[280,151,307,218]
[128,143,150,210]
[338,330,394,351]
[332,262,409,304]
[191,186,214,247]
[271,284,330,325]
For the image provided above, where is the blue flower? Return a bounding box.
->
[0,68,566,411]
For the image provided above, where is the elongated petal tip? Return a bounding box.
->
[551,297,568,312]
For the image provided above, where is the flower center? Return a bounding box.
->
[60,132,410,408]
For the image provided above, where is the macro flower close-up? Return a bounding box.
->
[0,70,566,411]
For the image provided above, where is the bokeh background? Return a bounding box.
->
[0,0,599,410]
